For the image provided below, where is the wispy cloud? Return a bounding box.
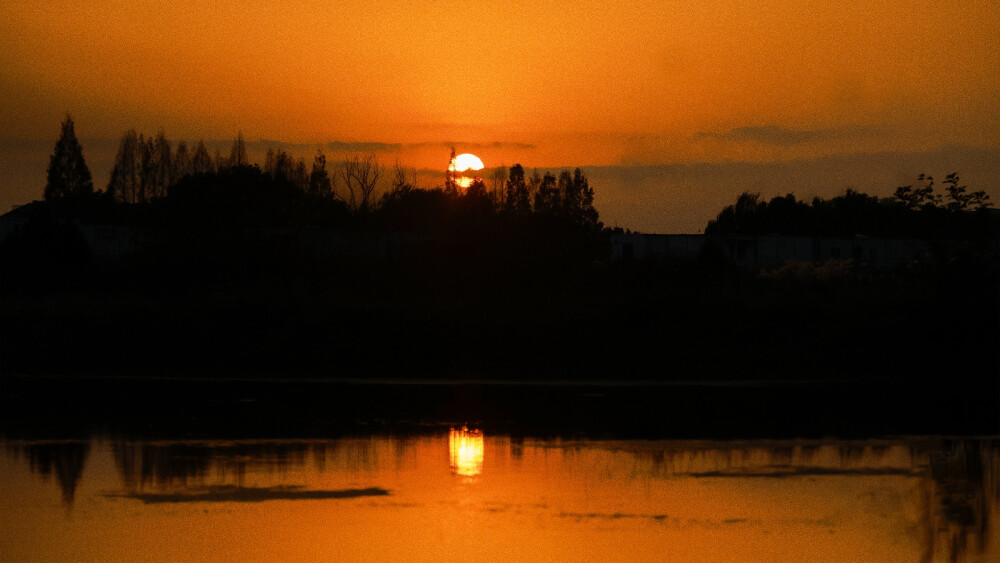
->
[402,141,537,151]
[254,139,404,152]
[254,139,316,150]
[256,139,536,153]
[697,125,875,146]
[448,141,536,150]
[327,141,404,152]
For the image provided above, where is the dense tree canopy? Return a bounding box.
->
[706,175,995,240]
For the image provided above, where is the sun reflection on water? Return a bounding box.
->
[3,433,998,561]
[449,427,484,477]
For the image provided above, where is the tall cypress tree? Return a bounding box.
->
[45,114,93,201]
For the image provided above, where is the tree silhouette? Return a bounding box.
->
[172,140,191,184]
[894,174,942,210]
[138,133,155,202]
[445,147,458,195]
[706,178,996,240]
[534,171,560,214]
[309,150,333,197]
[557,170,575,216]
[942,173,991,211]
[264,147,289,179]
[107,129,171,203]
[151,130,172,199]
[526,170,542,210]
[382,158,416,203]
[191,140,214,175]
[467,177,488,199]
[107,130,140,203]
[213,148,225,171]
[341,153,383,213]
[490,165,508,208]
[562,168,599,229]
[706,192,764,235]
[45,114,93,202]
[290,157,309,192]
[264,147,308,191]
[504,164,530,216]
[229,131,248,168]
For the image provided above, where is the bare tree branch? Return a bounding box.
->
[340,153,383,213]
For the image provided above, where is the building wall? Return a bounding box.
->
[611,233,929,268]
[611,234,705,261]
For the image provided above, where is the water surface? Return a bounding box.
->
[2,430,996,562]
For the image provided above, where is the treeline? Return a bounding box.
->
[103,130,322,205]
[38,117,604,238]
[706,176,995,240]
[106,131,215,203]
[15,115,609,293]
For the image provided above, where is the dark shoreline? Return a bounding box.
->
[3,374,997,442]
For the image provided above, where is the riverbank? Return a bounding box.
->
[2,373,997,441]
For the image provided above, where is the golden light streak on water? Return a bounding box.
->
[449,427,484,477]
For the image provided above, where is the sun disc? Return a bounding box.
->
[453,153,484,172]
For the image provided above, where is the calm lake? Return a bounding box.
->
[1,377,997,562]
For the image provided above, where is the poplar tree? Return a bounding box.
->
[172,140,191,184]
[229,131,248,168]
[107,130,140,203]
[151,130,172,198]
[191,140,214,175]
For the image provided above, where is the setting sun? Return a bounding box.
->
[2,1,999,561]
[448,153,485,189]
[3,2,998,230]
[451,153,484,173]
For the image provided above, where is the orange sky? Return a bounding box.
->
[2,0,999,230]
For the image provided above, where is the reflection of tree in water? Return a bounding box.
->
[114,442,215,490]
[110,437,410,491]
[618,437,998,563]
[113,441,316,490]
[925,439,999,563]
[15,441,90,505]
[12,437,416,505]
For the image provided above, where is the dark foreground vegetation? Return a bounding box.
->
[1,117,997,413]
